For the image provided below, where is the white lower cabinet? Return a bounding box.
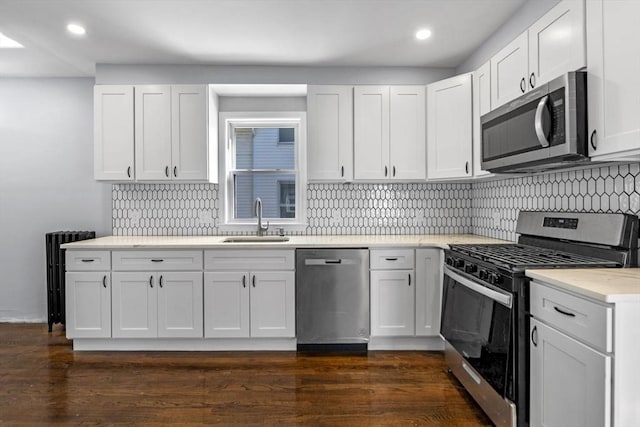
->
[112,271,203,338]
[204,250,296,339]
[415,248,442,336]
[529,319,610,427]
[65,272,111,338]
[370,270,415,336]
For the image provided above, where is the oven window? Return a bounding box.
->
[441,275,512,396]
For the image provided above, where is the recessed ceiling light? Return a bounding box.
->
[67,23,86,36]
[0,32,24,48]
[415,29,432,41]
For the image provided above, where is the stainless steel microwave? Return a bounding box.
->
[481,71,588,173]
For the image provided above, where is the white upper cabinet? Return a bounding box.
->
[171,85,209,180]
[135,85,173,181]
[586,0,640,161]
[94,85,135,181]
[307,85,354,181]
[491,0,586,110]
[528,0,585,90]
[354,85,426,181]
[472,61,492,178]
[389,86,426,180]
[95,84,211,182]
[491,31,529,109]
[427,74,473,180]
[354,86,390,180]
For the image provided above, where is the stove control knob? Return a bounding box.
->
[453,259,465,269]
[479,270,489,281]
[465,264,477,274]
[446,257,454,266]
[489,273,503,285]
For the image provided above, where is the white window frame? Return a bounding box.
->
[218,111,307,232]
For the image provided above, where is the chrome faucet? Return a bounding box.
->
[254,198,269,236]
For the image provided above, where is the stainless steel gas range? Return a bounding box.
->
[441,211,638,427]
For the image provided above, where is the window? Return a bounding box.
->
[219,112,307,231]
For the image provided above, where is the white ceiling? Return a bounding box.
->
[0,0,526,77]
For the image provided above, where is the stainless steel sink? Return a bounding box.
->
[222,236,290,243]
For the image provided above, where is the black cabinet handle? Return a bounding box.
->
[159,275,163,288]
[127,166,132,178]
[554,306,576,317]
[341,166,344,177]
[165,166,169,177]
[392,166,396,177]
[384,166,388,177]
[102,275,107,288]
[531,325,538,347]
[465,162,469,174]
[242,275,246,288]
[529,72,536,89]
[408,274,411,287]
[173,166,177,178]
[149,275,153,288]
[590,130,597,150]
[151,259,164,263]
[252,275,256,287]
[385,257,398,261]
[81,259,95,263]
[520,77,526,93]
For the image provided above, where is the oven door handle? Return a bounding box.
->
[444,266,512,308]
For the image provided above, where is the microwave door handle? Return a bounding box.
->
[534,95,550,148]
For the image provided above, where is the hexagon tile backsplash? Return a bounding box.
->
[112,162,640,240]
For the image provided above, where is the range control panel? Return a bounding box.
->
[543,217,579,229]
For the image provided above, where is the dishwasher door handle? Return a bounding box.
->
[304,258,359,266]
[324,259,342,264]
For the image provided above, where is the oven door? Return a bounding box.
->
[441,266,513,397]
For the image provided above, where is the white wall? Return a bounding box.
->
[0,78,111,322]
[95,64,455,85]
[456,0,561,74]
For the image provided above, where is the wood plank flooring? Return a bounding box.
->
[0,324,490,425]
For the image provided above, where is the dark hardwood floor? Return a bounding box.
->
[0,324,490,425]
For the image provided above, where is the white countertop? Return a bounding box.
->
[62,234,509,250]
[526,268,640,303]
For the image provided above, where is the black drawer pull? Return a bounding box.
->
[81,259,95,263]
[554,306,576,317]
[151,259,164,263]
[385,257,398,261]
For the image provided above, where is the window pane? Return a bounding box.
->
[234,127,295,169]
[234,173,296,219]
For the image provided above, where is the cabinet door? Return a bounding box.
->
[389,86,426,180]
[529,0,585,90]
[491,32,528,109]
[530,319,611,427]
[354,86,390,180]
[307,86,354,181]
[472,62,492,177]
[112,272,158,338]
[203,272,250,338]
[370,270,415,336]
[415,249,442,336]
[135,85,172,180]
[171,85,208,181]
[94,85,134,181]
[249,271,295,338]
[427,74,473,179]
[587,0,640,160]
[157,272,203,338]
[65,272,111,338]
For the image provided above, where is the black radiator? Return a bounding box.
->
[45,231,95,332]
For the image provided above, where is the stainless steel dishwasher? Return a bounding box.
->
[296,249,369,351]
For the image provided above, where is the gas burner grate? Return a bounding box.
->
[449,244,620,269]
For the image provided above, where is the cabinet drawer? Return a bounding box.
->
[530,281,612,353]
[66,250,111,271]
[112,250,203,271]
[204,249,295,271]
[370,249,414,270]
